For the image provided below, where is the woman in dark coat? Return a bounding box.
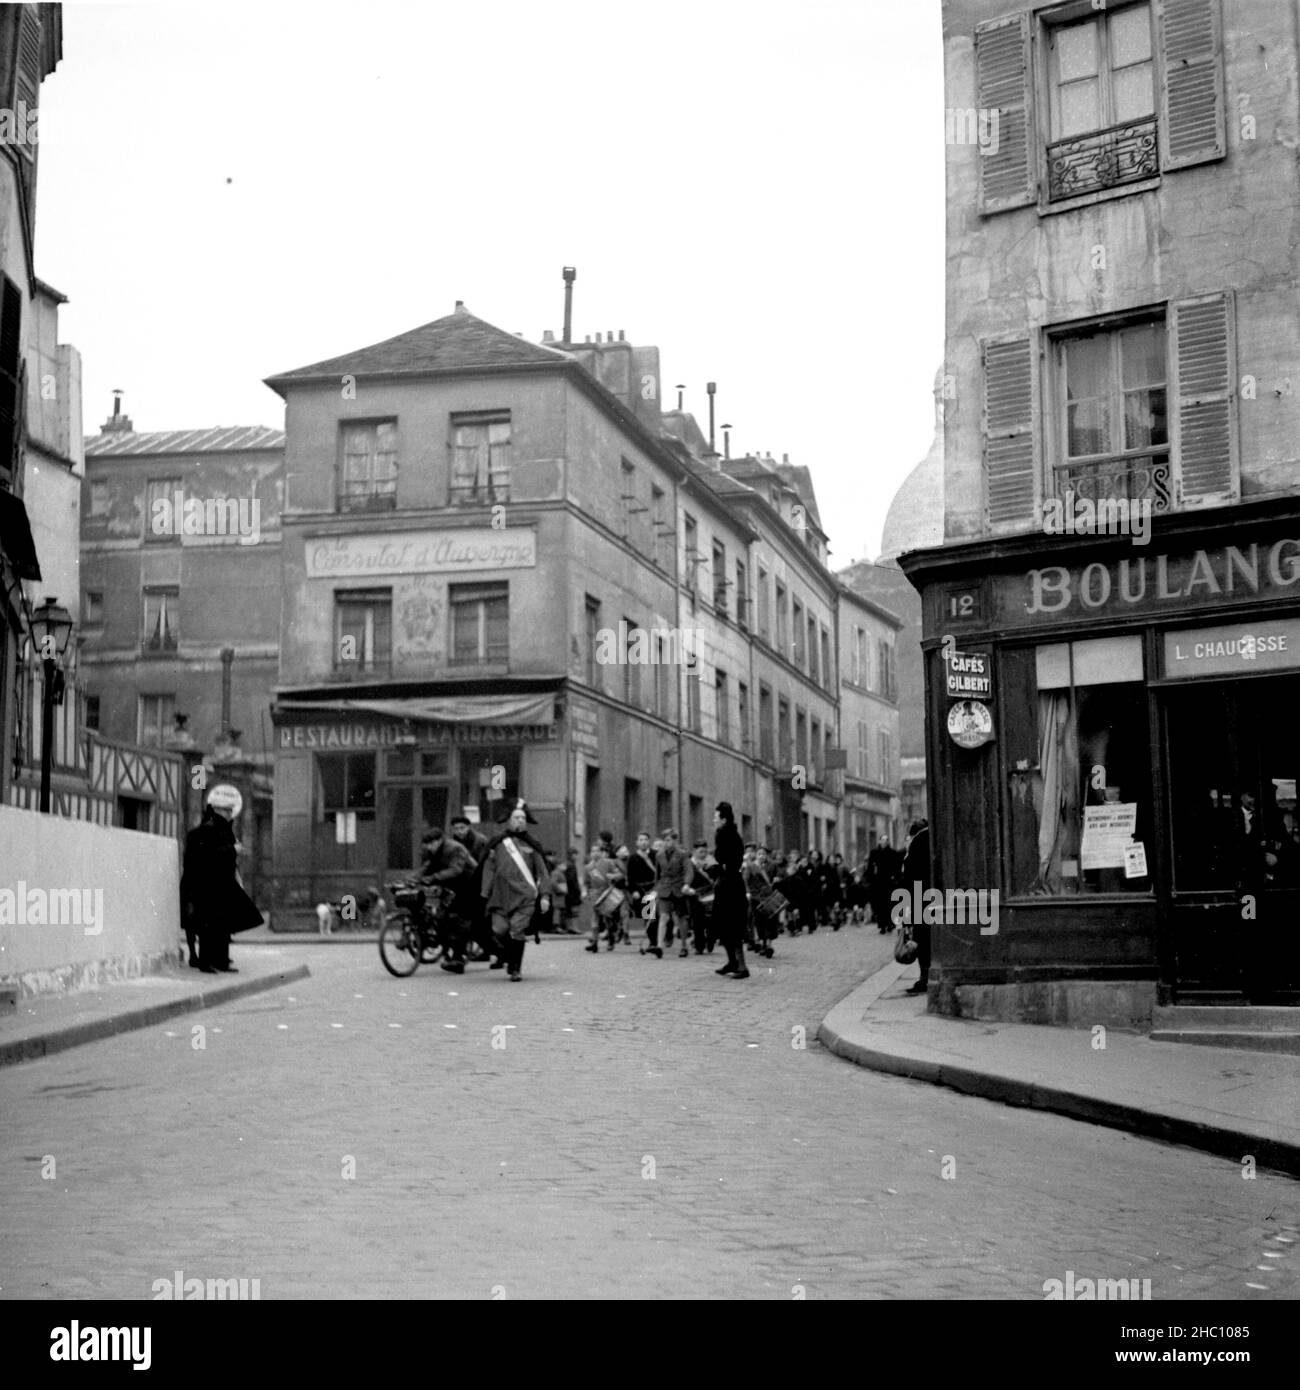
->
[711,802,750,980]
[180,799,264,972]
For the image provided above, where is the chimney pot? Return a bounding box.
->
[542,329,554,343]
[619,329,625,341]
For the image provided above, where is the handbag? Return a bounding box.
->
[893,924,918,965]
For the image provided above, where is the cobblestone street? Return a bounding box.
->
[2,928,1297,1300]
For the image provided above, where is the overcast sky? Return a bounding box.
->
[36,0,944,565]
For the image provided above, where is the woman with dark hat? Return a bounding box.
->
[711,801,750,979]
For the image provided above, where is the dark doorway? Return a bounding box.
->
[1165,675,1300,1003]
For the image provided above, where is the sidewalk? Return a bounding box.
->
[820,961,1300,1178]
[0,949,310,1067]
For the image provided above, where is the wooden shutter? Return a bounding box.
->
[983,336,1039,529]
[1172,291,1237,507]
[975,12,1036,213]
[13,5,41,163]
[1157,0,1225,170]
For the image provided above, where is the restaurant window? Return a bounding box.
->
[142,587,179,654]
[317,752,377,818]
[459,746,520,827]
[335,589,392,673]
[451,412,511,504]
[1053,314,1169,514]
[339,420,397,511]
[1005,635,1152,897]
[145,478,181,543]
[450,582,508,666]
[138,693,175,747]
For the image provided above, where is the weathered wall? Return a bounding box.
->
[944,0,1300,540]
[0,803,180,997]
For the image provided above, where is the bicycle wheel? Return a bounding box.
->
[379,911,423,977]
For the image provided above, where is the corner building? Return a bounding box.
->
[904,0,1300,1023]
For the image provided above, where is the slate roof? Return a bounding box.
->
[265,305,572,389]
[85,426,285,457]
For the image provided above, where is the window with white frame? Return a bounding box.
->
[142,587,179,653]
[335,589,392,672]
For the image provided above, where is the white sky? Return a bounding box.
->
[35,0,944,564]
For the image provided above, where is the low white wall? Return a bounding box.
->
[0,804,180,997]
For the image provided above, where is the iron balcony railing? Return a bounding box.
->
[1047,117,1158,202]
[1056,449,1173,512]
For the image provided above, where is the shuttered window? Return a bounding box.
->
[983,336,1039,530]
[1171,291,1237,506]
[976,13,1036,212]
[1156,0,1225,169]
[12,5,41,165]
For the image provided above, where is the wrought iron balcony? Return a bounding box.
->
[1056,451,1172,512]
[1047,117,1158,202]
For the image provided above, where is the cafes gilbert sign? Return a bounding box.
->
[306,528,537,580]
[1002,537,1300,625]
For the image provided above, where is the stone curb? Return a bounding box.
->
[0,963,311,1068]
[818,969,1300,1180]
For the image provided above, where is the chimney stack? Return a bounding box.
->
[706,382,717,452]
[562,266,576,344]
[102,389,134,435]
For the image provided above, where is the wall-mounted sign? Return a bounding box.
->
[1164,617,1300,679]
[305,528,537,580]
[944,648,992,699]
[1002,537,1300,626]
[947,700,994,748]
[278,722,557,750]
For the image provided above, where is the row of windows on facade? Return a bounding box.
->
[976,0,1226,213]
[304,747,850,858]
[983,291,1238,527]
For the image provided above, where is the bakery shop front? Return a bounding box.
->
[901,501,1300,1024]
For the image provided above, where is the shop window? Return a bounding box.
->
[386,748,415,777]
[450,413,510,504]
[334,590,391,673]
[1005,636,1152,896]
[339,420,397,512]
[460,746,520,826]
[449,583,508,666]
[420,750,450,778]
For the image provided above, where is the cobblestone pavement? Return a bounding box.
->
[2,927,1297,1300]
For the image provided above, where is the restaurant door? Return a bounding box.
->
[1165,676,1300,1003]
[381,747,453,877]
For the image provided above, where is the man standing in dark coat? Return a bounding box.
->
[180,791,263,973]
[712,802,750,979]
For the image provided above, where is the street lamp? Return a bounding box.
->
[28,596,74,814]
